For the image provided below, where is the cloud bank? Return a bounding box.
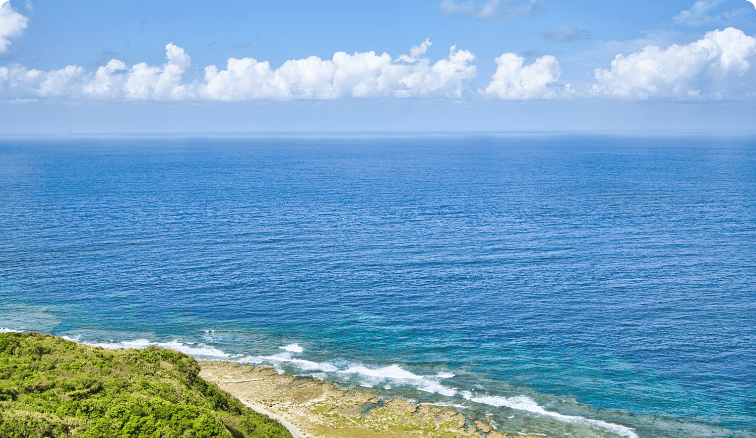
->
[439,0,540,19]
[0,42,477,100]
[593,27,756,99]
[202,44,476,100]
[0,0,28,53]
[2,29,756,102]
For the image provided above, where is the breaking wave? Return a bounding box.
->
[461,391,638,438]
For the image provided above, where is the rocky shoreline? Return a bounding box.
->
[199,361,545,438]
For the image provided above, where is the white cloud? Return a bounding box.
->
[0,41,477,101]
[124,43,192,100]
[439,0,540,19]
[485,53,561,99]
[82,59,128,99]
[398,45,477,97]
[411,39,432,58]
[673,0,750,26]
[201,43,476,100]
[396,38,432,63]
[0,43,191,100]
[0,0,29,53]
[592,27,756,99]
[8,29,754,103]
[0,64,86,98]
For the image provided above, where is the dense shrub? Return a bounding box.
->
[0,333,291,438]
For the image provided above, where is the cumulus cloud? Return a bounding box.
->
[0,43,191,100]
[439,0,540,19]
[673,0,748,26]
[124,43,192,100]
[0,65,86,99]
[541,26,592,43]
[201,43,476,99]
[0,0,29,53]
[0,41,477,100]
[485,53,561,99]
[7,28,755,103]
[592,27,756,99]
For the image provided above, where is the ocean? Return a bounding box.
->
[1,134,754,437]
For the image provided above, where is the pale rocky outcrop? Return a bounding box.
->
[199,361,546,438]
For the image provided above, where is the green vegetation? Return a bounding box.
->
[0,332,292,438]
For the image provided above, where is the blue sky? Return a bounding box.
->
[1,0,755,133]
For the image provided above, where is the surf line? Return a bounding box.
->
[462,392,638,438]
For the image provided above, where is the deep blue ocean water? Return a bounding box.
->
[1,135,754,438]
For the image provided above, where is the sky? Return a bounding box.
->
[1,0,755,133]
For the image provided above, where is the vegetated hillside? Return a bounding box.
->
[0,332,292,438]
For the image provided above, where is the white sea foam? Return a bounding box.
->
[84,339,229,357]
[418,380,458,397]
[279,343,304,353]
[240,356,457,397]
[0,327,22,333]
[88,339,153,349]
[461,392,638,438]
[240,352,339,372]
[339,364,458,397]
[202,330,224,343]
[341,364,422,380]
[157,341,229,357]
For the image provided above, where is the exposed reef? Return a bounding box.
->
[200,361,546,438]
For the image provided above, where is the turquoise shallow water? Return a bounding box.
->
[1,135,755,437]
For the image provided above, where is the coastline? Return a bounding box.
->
[1,330,649,437]
[199,360,544,438]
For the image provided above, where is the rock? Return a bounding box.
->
[198,361,551,438]
[475,420,492,433]
[378,397,419,416]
